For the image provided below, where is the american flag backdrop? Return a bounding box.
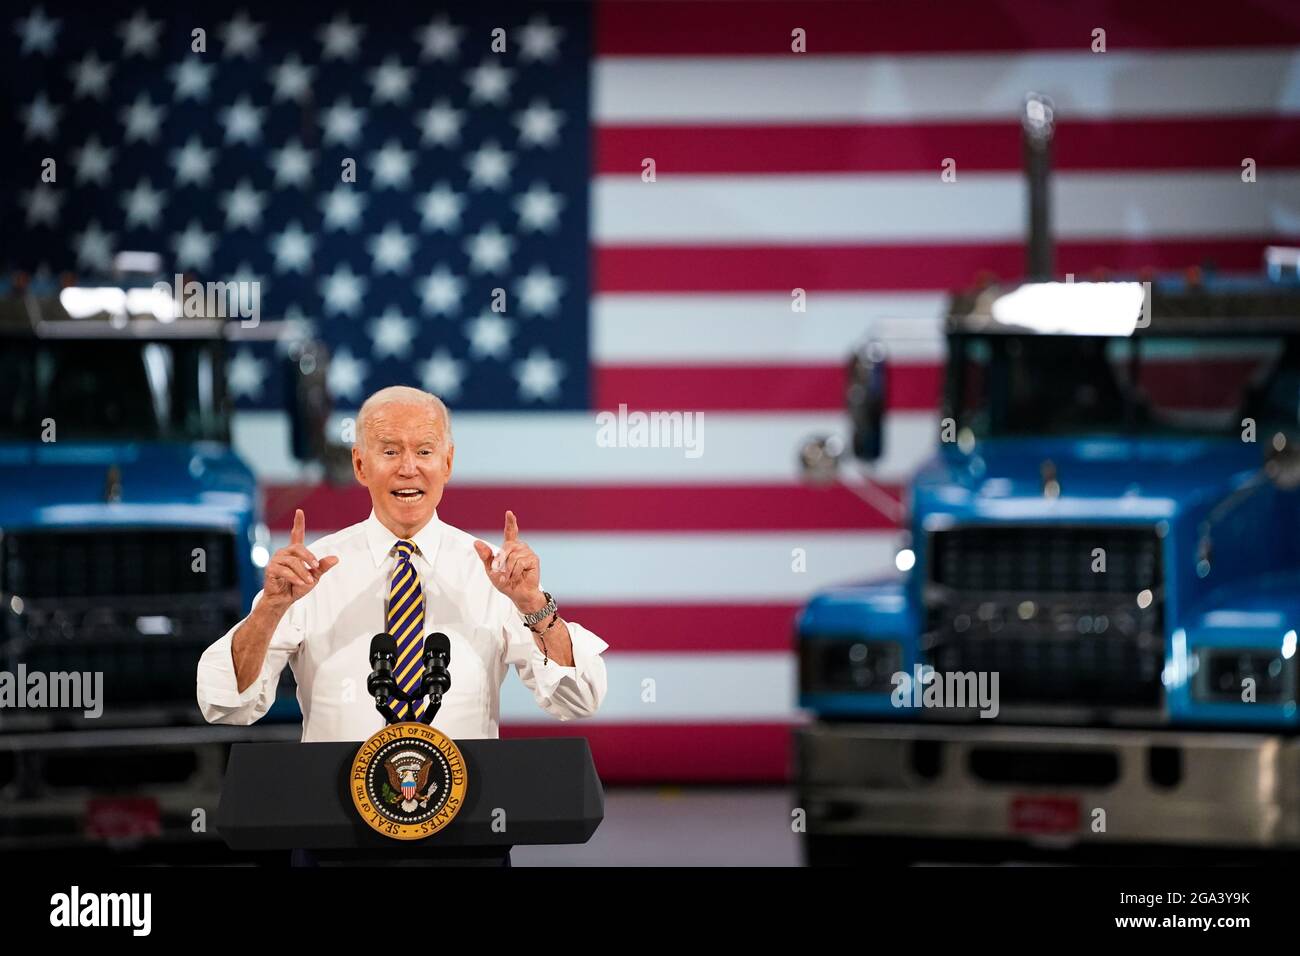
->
[5,1,1300,781]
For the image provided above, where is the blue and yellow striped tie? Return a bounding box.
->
[387,539,426,721]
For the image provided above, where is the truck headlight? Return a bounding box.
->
[800,637,901,694]
[250,521,271,568]
[1192,647,1296,704]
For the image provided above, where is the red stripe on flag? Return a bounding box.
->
[500,721,796,783]
[560,604,802,652]
[264,482,904,532]
[596,239,1283,292]
[596,0,1300,55]
[596,119,1300,174]
[594,363,940,411]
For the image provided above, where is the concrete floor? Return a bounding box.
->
[512,786,802,866]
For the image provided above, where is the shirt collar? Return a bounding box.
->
[363,508,444,569]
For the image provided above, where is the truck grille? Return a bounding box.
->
[1,528,238,598]
[1,528,244,713]
[924,525,1164,711]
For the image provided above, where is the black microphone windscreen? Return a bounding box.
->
[370,633,397,662]
[426,632,451,656]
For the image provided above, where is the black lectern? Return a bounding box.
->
[217,737,604,866]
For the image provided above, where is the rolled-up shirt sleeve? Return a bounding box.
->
[196,590,304,726]
[502,596,608,721]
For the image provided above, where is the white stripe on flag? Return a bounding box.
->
[594,50,1300,122]
[594,172,1300,243]
[500,652,797,722]
[594,293,946,363]
[270,530,900,602]
[235,410,941,484]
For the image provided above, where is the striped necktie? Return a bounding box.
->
[387,539,426,720]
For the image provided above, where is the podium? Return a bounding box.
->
[217,737,604,866]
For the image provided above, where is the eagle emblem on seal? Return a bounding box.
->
[384,748,440,812]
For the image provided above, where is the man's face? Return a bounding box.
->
[352,402,454,537]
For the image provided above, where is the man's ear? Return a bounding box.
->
[444,443,455,482]
[352,446,366,485]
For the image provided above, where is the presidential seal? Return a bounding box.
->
[350,722,468,840]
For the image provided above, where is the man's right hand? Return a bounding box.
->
[263,509,340,610]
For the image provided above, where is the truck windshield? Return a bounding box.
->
[0,337,229,442]
[948,333,1300,438]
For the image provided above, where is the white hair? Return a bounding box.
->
[355,386,453,449]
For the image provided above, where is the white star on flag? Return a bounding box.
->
[22,186,62,227]
[320,264,368,316]
[270,141,313,188]
[122,179,167,230]
[465,313,514,360]
[466,141,514,191]
[220,11,264,58]
[221,97,265,144]
[516,265,565,316]
[322,98,366,146]
[369,57,414,104]
[223,179,267,229]
[418,16,462,61]
[418,349,466,399]
[69,52,113,100]
[170,59,214,101]
[170,136,214,187]
[270,56,314,102]
[519,15,563,61]
[319,14,364,61]
[370,141,414,189]
[515,182,564,232]
[275,307,318,357]
[417,100,464,147]
[174,221,217,271]
[22,94,61,140]
[514,100,564,148]
[326,346,369,400]
[270,221,315,273]
[369,309,416,359]
[418,266,465,316]
[119,10,162,58]
[15,7,60,55]
[513,348,564,402]
[320,185,367,231]
[73,138,115,185]
[418,183,466,232]
[227,349,267,400]
[464,223,515,274]
[368,223,415,273]
[121,94,165,143]
[465,59,514,106]
[74,222,115,271]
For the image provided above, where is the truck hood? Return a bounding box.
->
[913,437,1262,523]
[0,441,257,530]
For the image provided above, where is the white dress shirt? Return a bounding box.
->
[196,509,609,742]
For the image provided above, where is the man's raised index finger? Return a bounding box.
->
[291,508,305,545]
[504,510,519,542]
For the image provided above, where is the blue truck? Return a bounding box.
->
[795,101,1300,863]
[0,270,330,854]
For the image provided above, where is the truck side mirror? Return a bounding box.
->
[284,340,331,464]
[847,341,888,462]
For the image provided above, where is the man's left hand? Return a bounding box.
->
[474,511,546,614]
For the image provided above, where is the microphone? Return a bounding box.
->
[420,633,452,721]
[367,633,397,706]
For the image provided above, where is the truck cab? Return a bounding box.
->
[796,271,1300,863]
[0,272,329,853]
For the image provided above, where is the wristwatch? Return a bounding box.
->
[520,591,557,629]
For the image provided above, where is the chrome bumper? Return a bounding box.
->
[796,722,1300,847]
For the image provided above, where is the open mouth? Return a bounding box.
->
[391,489,425,502]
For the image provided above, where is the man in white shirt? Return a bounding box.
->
[196,385,609,742]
